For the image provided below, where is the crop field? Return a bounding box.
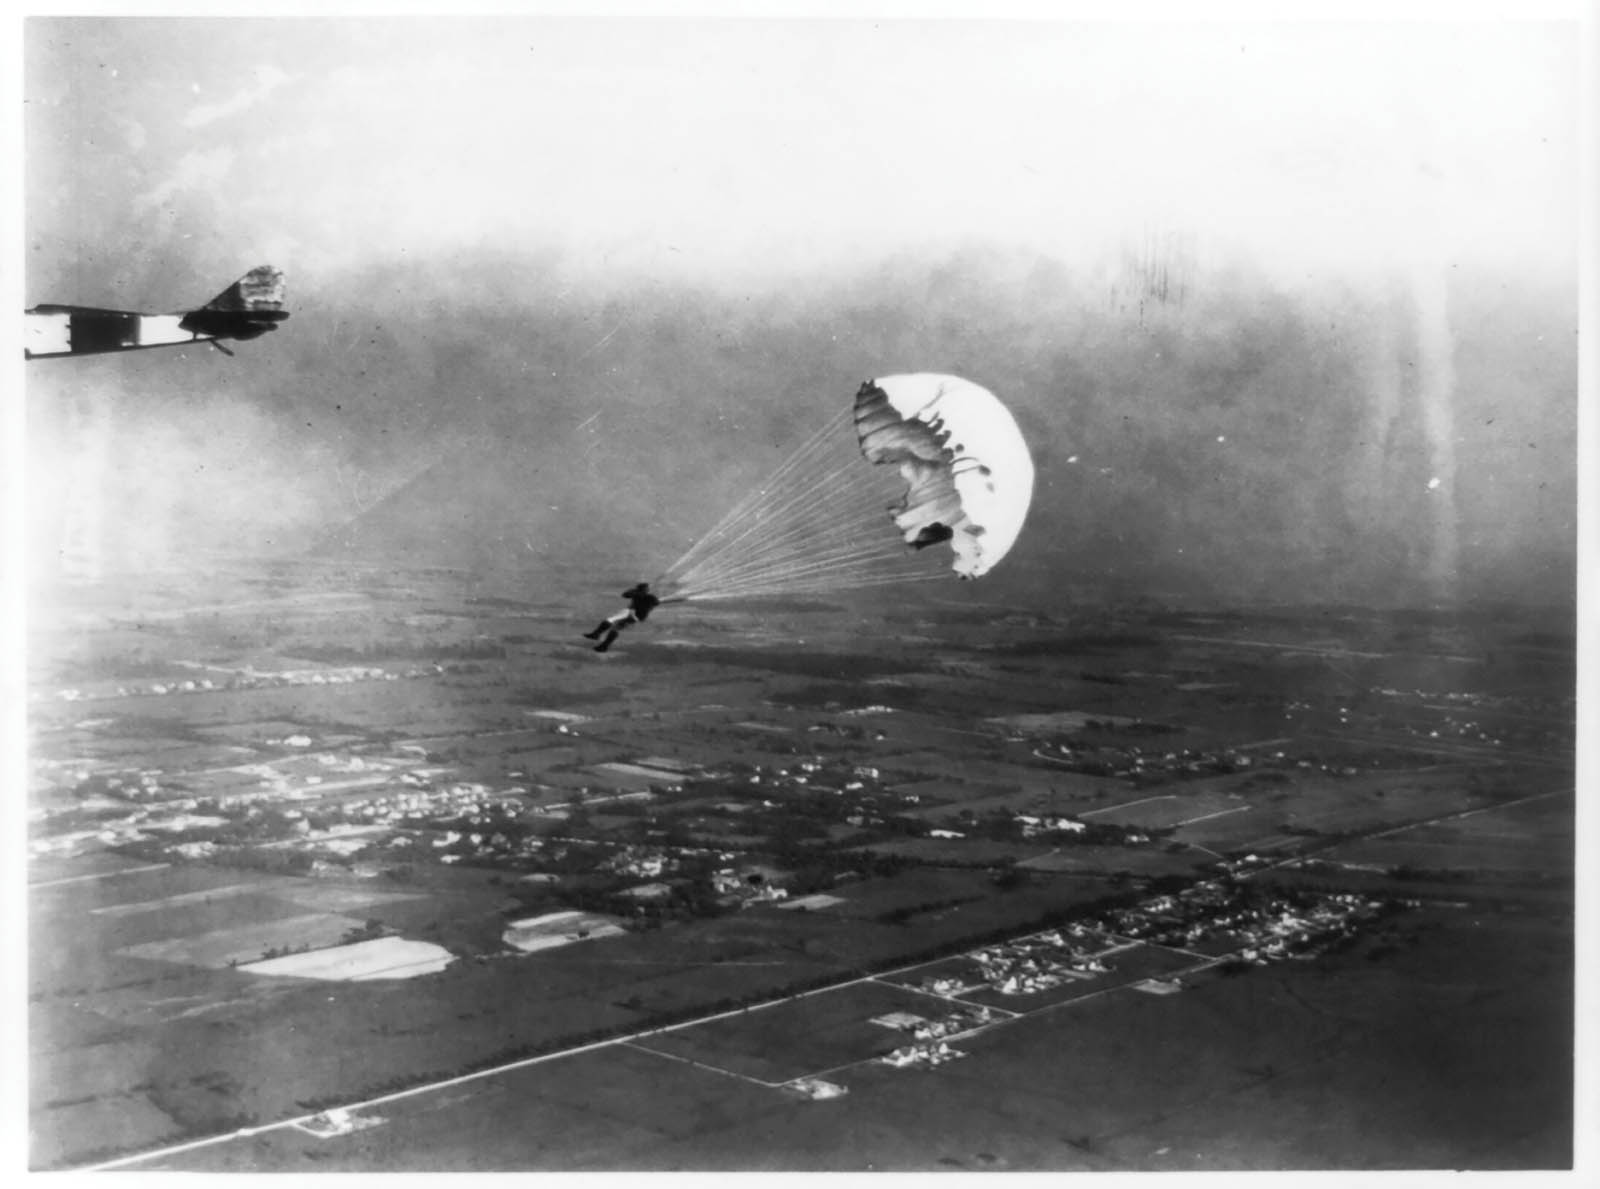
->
[631,977,943,1083]
[1272,771,1498,833]
[889,777,1010,805]
[774,893,847,911]
[240,936,456,980]
[1016,845,1206,877]
[31,861,312,918]
[159,1039,802,1172]
[503,910,627,949]
[43,871,438,972]
[1082,788,1249,829]
[28,577,1576,1172]
[191,717,332,742]
[1168,803,1287,851]
[27,851,168,888]
[832,909,1571,1171]
[859,715,1003,752]
[83,892,327,951]
[989,710,1143,732]
[268,884,430,913]
[117,912,369,968]
[901,785,1094,822]
[923,877,1125,929]
[87,880,280,917]
[822,869,1000,918]
[32,1093,186,1171]
[37,730,195,761]
[850,837,1054,866]
[1322,792,1574,874]
[914,752,1096,790]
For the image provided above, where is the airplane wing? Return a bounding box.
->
[24,266,289,359]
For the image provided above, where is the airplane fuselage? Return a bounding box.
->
[24,307,287,358]
[23,266,289,360]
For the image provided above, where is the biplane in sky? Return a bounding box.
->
[24,266,288,359]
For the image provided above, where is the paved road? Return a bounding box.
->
[82,786,1573,1172]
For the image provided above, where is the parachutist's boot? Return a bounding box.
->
[582,621,609,639]
[594,631,618,653]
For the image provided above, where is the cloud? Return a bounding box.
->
[182,63,290,129]
[131,146,236,213]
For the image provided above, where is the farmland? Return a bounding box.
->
[26,562,1576,1171]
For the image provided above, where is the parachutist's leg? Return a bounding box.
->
[582,621,609,640]
[594,628,620,652]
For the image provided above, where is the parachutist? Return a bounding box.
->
[582,583,661,652]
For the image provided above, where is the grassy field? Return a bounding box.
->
[1083,788,1249,829]
[820,869,1002,918]
[29,580,1575,1171]
[629,978,948,1083]
[1016,845,1206,876]
[118,913,371,969]
[847,837,1054,866]
[148,907,1572,1172]
[1320,789,1574,874]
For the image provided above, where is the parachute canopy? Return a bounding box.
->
[854,373,1034,579]
[660,373,1034,601]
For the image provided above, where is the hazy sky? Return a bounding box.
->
[25,11,1580,298]
[16,7,1587,610]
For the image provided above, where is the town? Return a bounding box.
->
[26,567,1576,1172]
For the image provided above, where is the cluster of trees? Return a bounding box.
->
[878,895,978,925]
[246,939,317,963]
[340,918,388,945]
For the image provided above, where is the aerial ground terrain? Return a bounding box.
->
[27,561,1573,1171]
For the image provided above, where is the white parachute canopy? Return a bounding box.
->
[660,373,1034,601]
[854,373,1035,579]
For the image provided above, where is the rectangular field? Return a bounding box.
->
[1322,794,1574,874]
[1016,845,1206,877]
[87,881,281,917]
[79,891,325,949]
[116,912,364,968]
[822,869,999,919]
[631,978,948,1084]
[890,778,1012,806]
[239,936,454,980]
[1169,803,1286,850]
[1083,789,1250,829]
[850,837,1055,866]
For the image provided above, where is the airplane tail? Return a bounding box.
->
[202,265,287,313]
[179,266,289,341]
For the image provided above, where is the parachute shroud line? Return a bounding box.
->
[659,375,1033,602]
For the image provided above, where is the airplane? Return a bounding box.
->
[24,265,289,359]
